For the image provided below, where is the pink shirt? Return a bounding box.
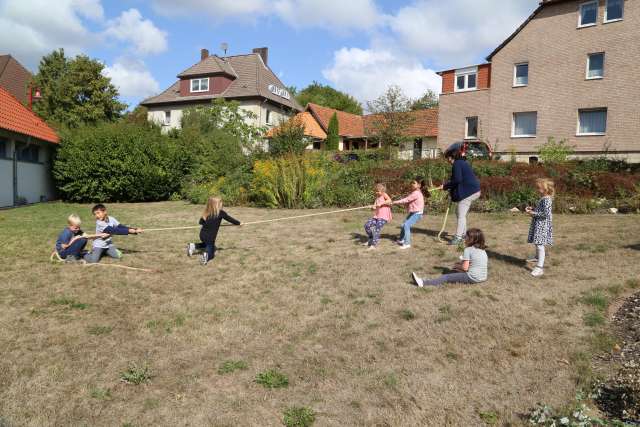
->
[373,195,392,221]
[396,189,425,214]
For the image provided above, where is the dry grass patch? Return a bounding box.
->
[0,202,639,426]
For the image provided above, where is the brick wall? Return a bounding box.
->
[179,75,234,97]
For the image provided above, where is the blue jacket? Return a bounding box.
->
[443,159,480,202]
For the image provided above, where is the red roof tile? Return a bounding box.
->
[0,55,32,105]
[0,86,59,144]
[364,109,438,138]
[306,103,365,137]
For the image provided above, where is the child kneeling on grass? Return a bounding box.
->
[85,204,143,264]
[412,228,488,288]
[55,214,108,262]
[186,196,241,265]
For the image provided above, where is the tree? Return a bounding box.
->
[410,89,439,110]
[123,105,150,126]
[269,116,308,157]
[366,85,415,148]
[33,49,126,128]
[325,112,340,151]
[296,82,362,115]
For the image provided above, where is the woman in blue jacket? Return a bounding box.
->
[438,144,481,245]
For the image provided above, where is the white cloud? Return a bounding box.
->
[388,0,536,67]
[102,57,160,99]
[322,47,440,105]
[273,0,381,31]
[105,9,168,55]
[0,0,104,68]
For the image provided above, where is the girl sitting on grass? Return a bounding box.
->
[187,196,241,265]
[363,183,392,250]
[391,177,426,250]
[412,228,488,287]
[526,178,554,278]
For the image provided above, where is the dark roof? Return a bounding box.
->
[0,54,32,105]
[0,85,59,144]
[486,0,573,61]
[142,53,303,111]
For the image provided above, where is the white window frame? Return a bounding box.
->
[577,108,607,136]
[511,111,538,138]
[578,0,598,28]
[265,109,272,125]
[513,62,529,87]
[190,77,209,93]
[454,67,478,92]
[586,52,605,80]
[604,0,624,23]
[163,111,171,126]
[465,116,479,139]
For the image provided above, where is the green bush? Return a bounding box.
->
[54,122,189,202]
[538,137,574,164]
[283,406,316,427]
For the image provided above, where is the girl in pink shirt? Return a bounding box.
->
[364,183,392,250]
[392,177,426,250]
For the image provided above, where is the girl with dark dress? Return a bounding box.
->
[187,197,241,265]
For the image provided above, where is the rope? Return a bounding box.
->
[437,200,452,243]
[50,249,151,272]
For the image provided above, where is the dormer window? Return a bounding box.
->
[190,78,209,93]
[455,67,478,92]
[578,1,598,27]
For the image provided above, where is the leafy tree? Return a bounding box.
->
[538,137,575,164]
[325,112,340,151]
[296,81,362,115]
[33,49,126,128]
[269,116,308,157]
[410,89,439,110]
[366,85,416,148]
[123,105,150,126]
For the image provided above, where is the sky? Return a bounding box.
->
[0,0,540,109]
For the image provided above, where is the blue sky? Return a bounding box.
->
[0,0,538,109]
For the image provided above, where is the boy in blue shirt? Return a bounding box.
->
[55,214,107,262]
[84,204,143,264]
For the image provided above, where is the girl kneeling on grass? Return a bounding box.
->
[391,177,426,250]
[363,183,392,250]
[412,228,488,288]
[526,178,554,278]
[187,196,241,265]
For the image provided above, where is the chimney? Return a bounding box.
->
[200,48,209,61]
[253,47,268,65]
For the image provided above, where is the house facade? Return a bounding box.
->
[270,103,439,160]
[437,0,639,162]
[141,47,302,132]
[0,86,59,208]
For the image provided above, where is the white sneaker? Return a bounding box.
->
[396,239,405,245]
[186,243,195,257]
[361,242,371,247]
[366,245,377,251]
[412,272,424,288]
[399,244,411,250]
[531,267,544,277]
[200,252,208,265]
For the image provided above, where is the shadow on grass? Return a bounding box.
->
[350,233,398,245]
[625,243,640,251]
[486,249,525,268]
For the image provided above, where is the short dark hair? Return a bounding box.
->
[465,228,486,249]
[91,204,106,213]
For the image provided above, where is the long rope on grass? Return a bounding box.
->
[437,201,452,243]
[49,250,152,272]
[142,205,375,232]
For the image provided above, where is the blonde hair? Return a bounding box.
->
[536,178,555,197]
[202,197,223,220]
[375,183,386,192]
[67,214,81,226]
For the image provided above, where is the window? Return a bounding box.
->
[190,78,209,92]
[605,0,623,22]
[514,63,529,86]
[465,117,478,139]
[578,108,607,135]
[455,67,478,92]
[265,109,272,125]
[16,144,39,163]
[163,111,171,125]
[587,53,605,79]
[579,1,598,27]
[0,138,7,159]
[512,112,538,137]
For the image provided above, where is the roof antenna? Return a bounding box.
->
[220,42,229,56]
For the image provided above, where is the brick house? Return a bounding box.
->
[269,103,439,159]
[437,0,639,162]
[141,47,302,133]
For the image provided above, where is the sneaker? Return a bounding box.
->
[531,267,544,277]
[396,239,405,245]
[186,243,196,257]
[361,242,371,247]
[448,237,463,246]
[115,249,123,259]
[200,252,208,265]
[526,258,538,263]
[366,245,377,251]
[399,244,411,250]
[412,272,424,288]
